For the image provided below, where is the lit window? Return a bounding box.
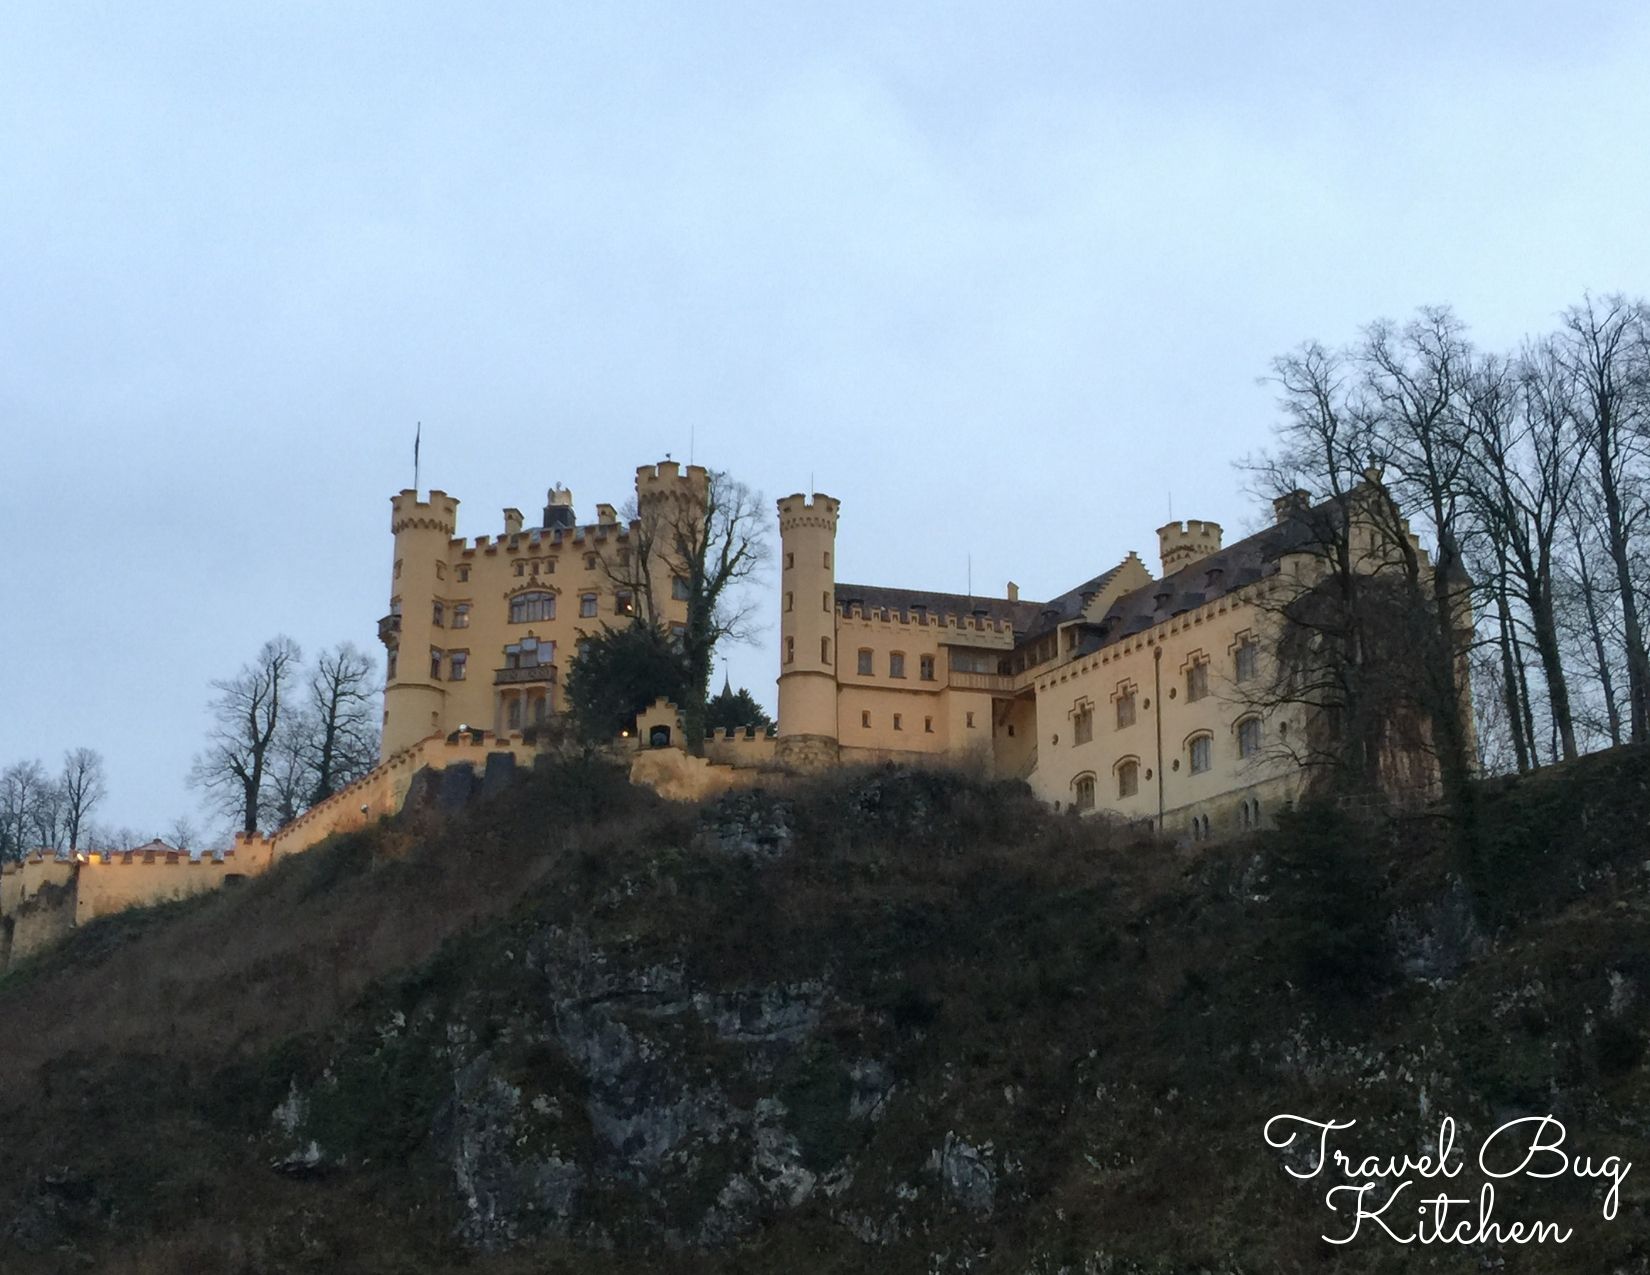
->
[1186,660,1209,702]
[1116,688,1136,728]
[857,648,873,675]
[1189,735,1211,774]
[452,604,470,629]
[1118,760,1139,798]
[449,651,468,681]
[615,591,634,616]
[673,577,691,601]
[1073,702,1093,745]
[1238,717,1261,758]
[889,652,906,679]
[510,591,555,623]
[919,655,935,682]
[580,593,598,618]
[1074,775,1096,811]
[1234,639,1258,683]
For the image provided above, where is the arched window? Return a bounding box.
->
[1073,773,1097,811]
[1115,757,1140,799]
[509,591,555,623]
[1187,732,1213,774]
[1236,716,1262,759]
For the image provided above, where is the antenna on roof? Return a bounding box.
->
[414,421,422,494]
[1168,488,1173,521]
[690,422,695,467]
[967,553,973,606]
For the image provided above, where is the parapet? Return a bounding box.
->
[777,492,840,532]
[391,489,459,536]
[636,460,710,498]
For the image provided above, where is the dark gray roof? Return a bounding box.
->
[833,582,1045,633]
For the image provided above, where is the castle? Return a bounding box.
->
[2,456,1458,965]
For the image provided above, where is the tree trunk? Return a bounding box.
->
[1494,585,1531,772]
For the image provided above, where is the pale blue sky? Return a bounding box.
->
[4,2,1648,838]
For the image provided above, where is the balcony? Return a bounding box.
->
[947,669,1021,695]
[377,613,401,646]
[494,663,558,686]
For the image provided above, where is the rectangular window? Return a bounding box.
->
[509,592,555,623]
[456,565,470,583]
[857,648,873,676]
[1235,640,1257,683]
[514,561,525,577]
[430,649,443,680]
[507,697,523,730]
[785,637,795,665]
[821,637,831,664]
[823,551,831,568]
[966,711,975,728]
[924,716,934,733]
[861,710,871,728]
[893,713,902,731]
[1118,761,1139,798]
[435,562,446,579]
[452,604,470,629]
[432,601,445,626]
[822,591,830,612]
[1116,690,1136,728]
[1187,661,1209,702]
[580,593,598,617]
[1190,735,1211,773]
[785,592,794,612]
[889,652,906,679]
[576,639,592,662]
[449,651,468,681]
[1238,717,1261,758]
[394,559,403,579]
[615,591,634,616]
[673,576,691,601]
[919,655,935,681]
[785,552,794,569]
[1073,703,1093,745]
[386,648,398,681]
[1075,776,1096,810]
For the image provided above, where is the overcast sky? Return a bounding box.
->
[4,2,1648,841]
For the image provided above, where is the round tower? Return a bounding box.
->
[381,488,460,757]
[776,492,840,770]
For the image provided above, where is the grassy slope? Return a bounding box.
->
[0,747,1646,1274]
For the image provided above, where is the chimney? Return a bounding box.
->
[1272,489,1311,524]
[503,508,524,535]
[596,503,618,526]
[1007,581,1019,603]
[1156,519,1223,577]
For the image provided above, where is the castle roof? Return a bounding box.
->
[833,582,1046,634]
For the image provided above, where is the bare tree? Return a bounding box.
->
[165,815,198,852]
[1558,294,1650,742]
[0,760,51,860]
[188,636,303,834]
[304,642,379,804]
[600,470,770,751]
[58,746,107,852]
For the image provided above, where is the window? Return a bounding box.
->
[432,601,445,626]
[823,551,831,568]
[579,593,598,617]
[821,637,831,664]
[1073,702,1093,745]
[670,624,686,649]
[386,648,398,680]
[393,559,403,580]
[435,562,446,579]
[510,591,555,623]
[1074,774,1096,811]
[924,716,934,733]
[822,591,830,612]
[452,604,470,629]
[507,697,523,730]
[456,565,470,583]
[1189,734,1212,774]
[513,561,526,577]
[857,648,873,676]
[576,639,592,662]
[785,551,795,569]
[786,636,795,664]
[615,591,634,616]
[1118,759,1139,798]
[966,711,975,729]
[785,592,794,612]
[584,553,598,571]
[673,576,691,601]
[617,549,630,567]
[1116,686,1136,728]
[449,651,468,681]
[1234,639,1258,683]
[1186,660,1209,702]
[430,648,443,680]
[893,713,902,731]
[862,710,871,728]
[919,655,935,682]
[889,652,906,679]
[1238,717,1262,758]
[504,639,553,669]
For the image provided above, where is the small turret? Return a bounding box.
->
[1156,519,1222,577]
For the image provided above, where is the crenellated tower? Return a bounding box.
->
[382,488,459,757]
[775,492,840,769]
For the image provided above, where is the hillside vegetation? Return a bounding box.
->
[0,748,1647,1273]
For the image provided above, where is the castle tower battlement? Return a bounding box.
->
[1156,519,1223,577]
[776,494,840,768]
